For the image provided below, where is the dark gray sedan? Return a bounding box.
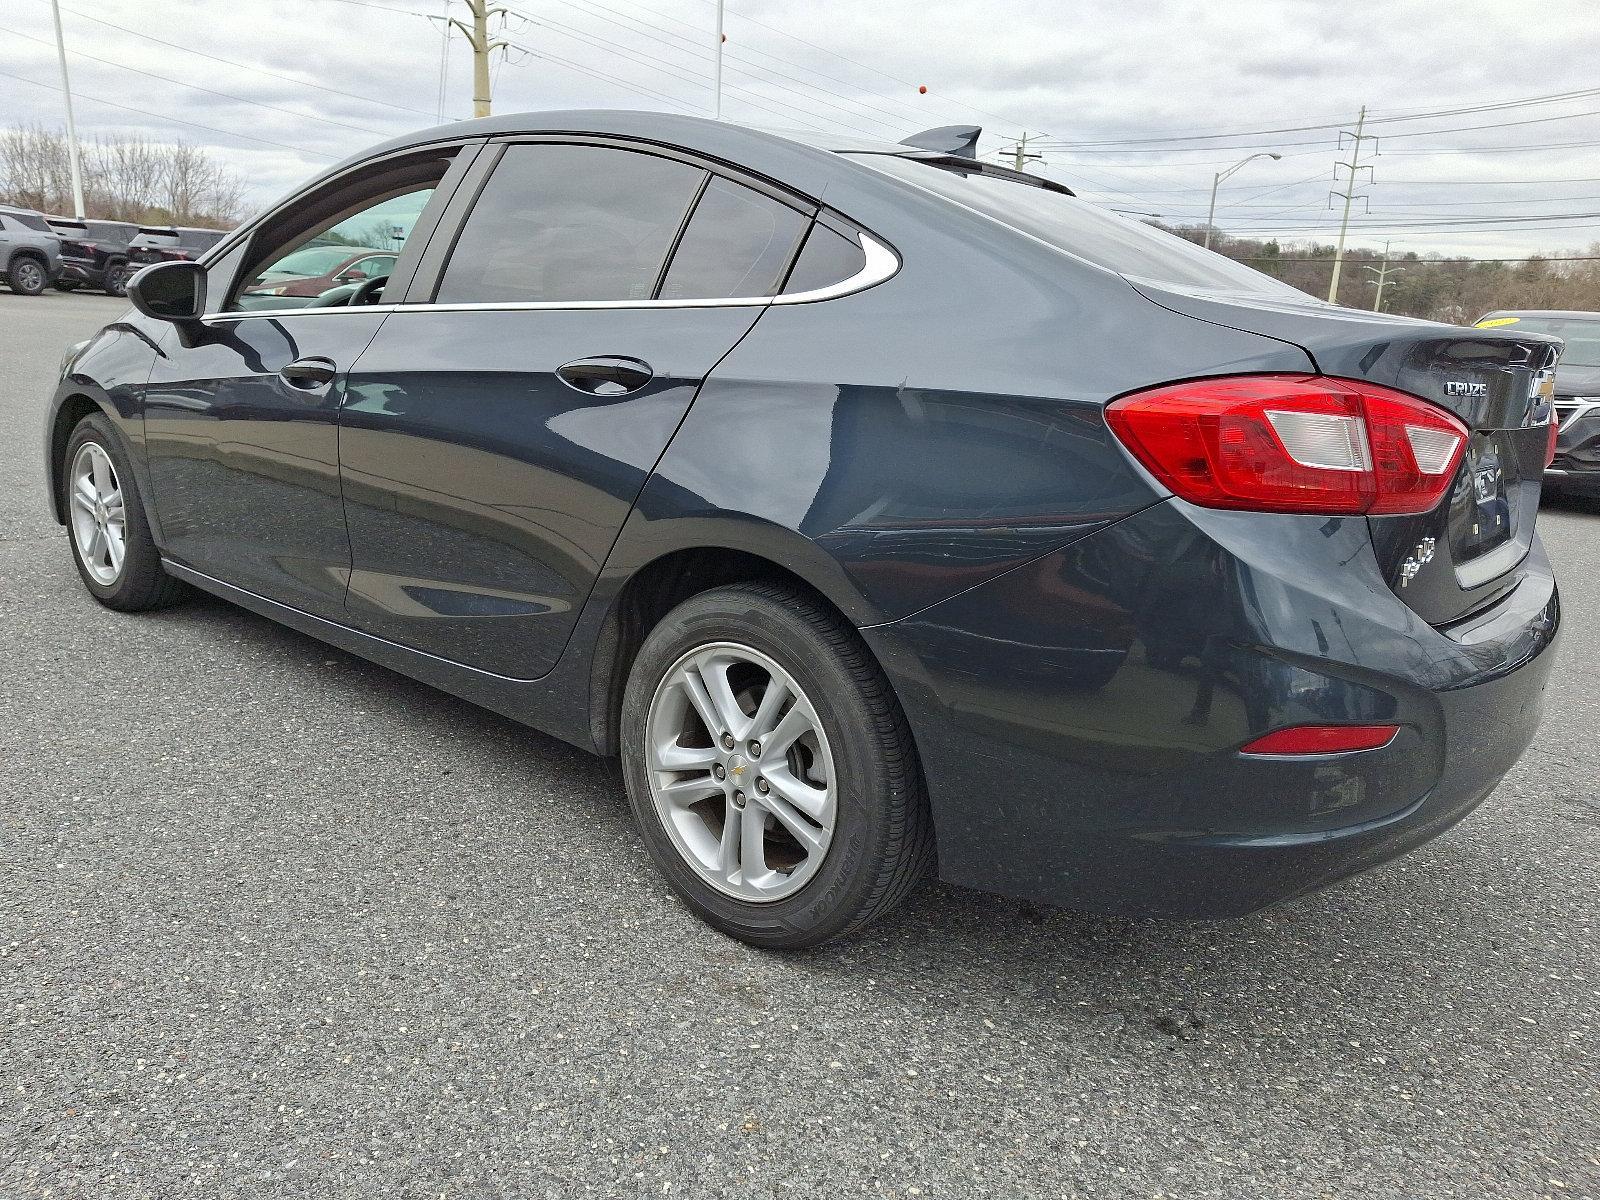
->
[42,111,1561,947]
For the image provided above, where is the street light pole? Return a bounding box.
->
[1204,152,1281,250]
[49,0,85,219]
[713,0,724,118]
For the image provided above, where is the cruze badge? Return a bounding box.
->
[1445,380,1488,398]
[1399,536,1436,588]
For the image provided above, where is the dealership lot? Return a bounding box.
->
[2,291,1597,1198]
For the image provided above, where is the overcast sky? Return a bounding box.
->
[5,0,1600,259]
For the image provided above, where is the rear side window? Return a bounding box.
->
[658,178,809,300]
[852,154,1301,296]
[437,143,706,304]
[782,224,867,294]
[7,210,51,232]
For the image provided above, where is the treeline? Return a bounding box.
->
[0,123,243,228]
[1166,223,1600,321]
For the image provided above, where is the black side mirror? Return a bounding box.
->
[128,260,207,323]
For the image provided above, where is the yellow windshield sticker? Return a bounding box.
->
[1475,317,1521,328]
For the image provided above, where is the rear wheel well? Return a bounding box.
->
[48,396,104,523]
[590,548,852,756]
[7,247,47,272]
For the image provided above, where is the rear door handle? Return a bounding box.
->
[279,356,338,390]
[555,355,654,398]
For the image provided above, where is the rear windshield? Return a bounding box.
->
[4,210,52,232]
[136,228,178,244]
[1477,314,1600,368]
[178,229,223,250]
[87,221,137,241]
[49,220,89,235]
[850,154,1301,297]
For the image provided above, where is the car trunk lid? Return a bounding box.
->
[1129,280,1561,626]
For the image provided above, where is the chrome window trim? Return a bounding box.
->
[200,231,898,324]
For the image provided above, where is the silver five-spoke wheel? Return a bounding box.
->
[68,441,127,586]
[645,641,836,903]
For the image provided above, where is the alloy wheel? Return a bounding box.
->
[14,260,45,293]
[645,641,837,903]
[68,441,127,585]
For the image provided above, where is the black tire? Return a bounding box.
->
[620,582,933,949]
[61,413,186,611]
[103,262,130,298]
[54,279,81,292]
[7,256,47,296]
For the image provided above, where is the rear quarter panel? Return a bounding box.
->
[605,169,1315,626]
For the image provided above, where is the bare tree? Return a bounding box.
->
[0,122,244,227]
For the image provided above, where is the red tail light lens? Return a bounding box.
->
[1105,375,1469,516]
[1241,724,1399,755]
[1546,413,1560,467]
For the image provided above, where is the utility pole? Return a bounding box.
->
[1363,240,1404,311]
[48,0,85,218]
[1001,133,1043,172]
[713,0,724,118]
[1327,105,1376,304]
[447,0,509,118]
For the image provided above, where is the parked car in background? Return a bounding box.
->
[46,217,140,296]
[0,203,63,296]
[43,112,1563,948]
[1476,310,1600,498]
[127,225,226,268]
[241,246,398,301]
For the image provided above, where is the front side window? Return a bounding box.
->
[658,178,810,301]
[231,172,441,311]
[436,143,706,304]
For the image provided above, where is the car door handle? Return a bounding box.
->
[278,357,338,390]
[555,356,654,398]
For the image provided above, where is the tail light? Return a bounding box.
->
[1105,375,1469,516]
[1546,413,1559,467]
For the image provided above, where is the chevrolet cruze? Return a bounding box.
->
[44,111,1561,948]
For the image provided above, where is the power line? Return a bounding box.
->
[45,0,438,118]
[0,63,339,157]
[0,20,386,136]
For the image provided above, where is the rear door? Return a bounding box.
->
[336,138,814,678]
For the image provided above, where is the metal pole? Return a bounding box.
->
[1372,241,1389,311]
[1204,171,1222,250]
[49,0,85,219]
[1327,105,1368,304]
[436,0,451,122]
[713,0,724,118]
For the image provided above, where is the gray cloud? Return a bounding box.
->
[2,0,1598,256]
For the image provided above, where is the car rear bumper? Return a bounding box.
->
[57,261,105,286]
[862,498,1560,919]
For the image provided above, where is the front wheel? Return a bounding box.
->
[620,583,933,949]
[62,414,186,611]
[7,257,47,295]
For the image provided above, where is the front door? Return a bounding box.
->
[141,149,469,620]
[337,140,815,679]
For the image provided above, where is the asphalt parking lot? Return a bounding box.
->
[2,289,1597,1199]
